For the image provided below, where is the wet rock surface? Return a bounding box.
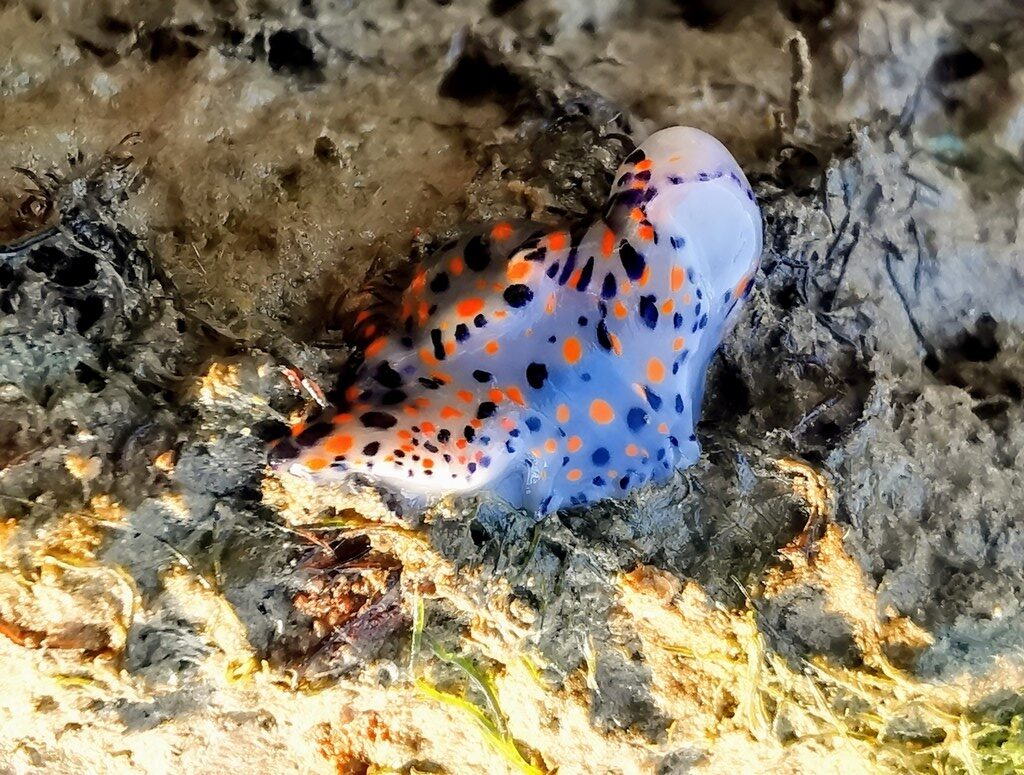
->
[2,0,1024,772]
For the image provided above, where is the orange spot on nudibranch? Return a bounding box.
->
[567,436,583,453]
[485,340,500,355]
[630,207,645,222]
[410,270,426,295]
[507,261,531,282]
[491,221,514,241]
[457,389,473,403]
[545,293,556,315]
[590,399,615,424]
[324,434,353,455]
[602,228,616,258]
[647,358,665,383]
[673,336,686,351]
[638,225,654,242]
[563,337,582,365]
[506,387,525,406]
[456,298,485,318]
[290,422,306,438]
[547,231,567,251]
[661,299,675,314]
[733,275,750,299]
[634,159,652,171]
[614,301,628,319]
[609,333,622,356]
[671,266,685,292]
[625,443,639,457]
[365,337,388,358]
[567,469,582,482]
[449,255,464,276]
[440,406,463,420]
[421,422,436,433]
[544,438,557,453]
[489,388,505,404]
[304,457,328,471]
[556,404,570,423]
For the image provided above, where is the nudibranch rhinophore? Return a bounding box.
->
[272,126,762,515]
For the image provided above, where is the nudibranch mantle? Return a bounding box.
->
[273,126,762,515]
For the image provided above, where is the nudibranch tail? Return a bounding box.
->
[272,126,762,516]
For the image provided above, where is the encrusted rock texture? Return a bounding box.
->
[2,1,1024,773]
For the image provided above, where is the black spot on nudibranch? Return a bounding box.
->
[503,284,534,307]
[575,256,595,291]
[601,273,617,299]
[596,320,613,351]
[430,328,446,360]
[362,441,380,456]
[558,250,578,285]
[455,323,470,342]
[638,295,659,329]
[296,423,332,447]
[374,362,403,389]
[380,389,407,405]
[591,447,609,465]
[429,272,450,293]
[627,407,649,431]
[476,401,497,419]
[472,369,492,383]
[643,386,662,411]
[619,241,646,281]
[465,235,491,271]
[526,362,548,389]
[361,411,397,429]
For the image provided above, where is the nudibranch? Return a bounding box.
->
[272,126,762,515]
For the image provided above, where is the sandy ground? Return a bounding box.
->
[2,0,1024,772]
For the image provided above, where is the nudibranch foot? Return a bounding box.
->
[271,126,762,517]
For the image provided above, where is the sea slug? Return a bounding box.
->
[272,126,762,515]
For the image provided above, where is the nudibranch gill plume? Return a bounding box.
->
[271,126,762,515]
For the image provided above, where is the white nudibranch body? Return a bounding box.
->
[273,126,763,515]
